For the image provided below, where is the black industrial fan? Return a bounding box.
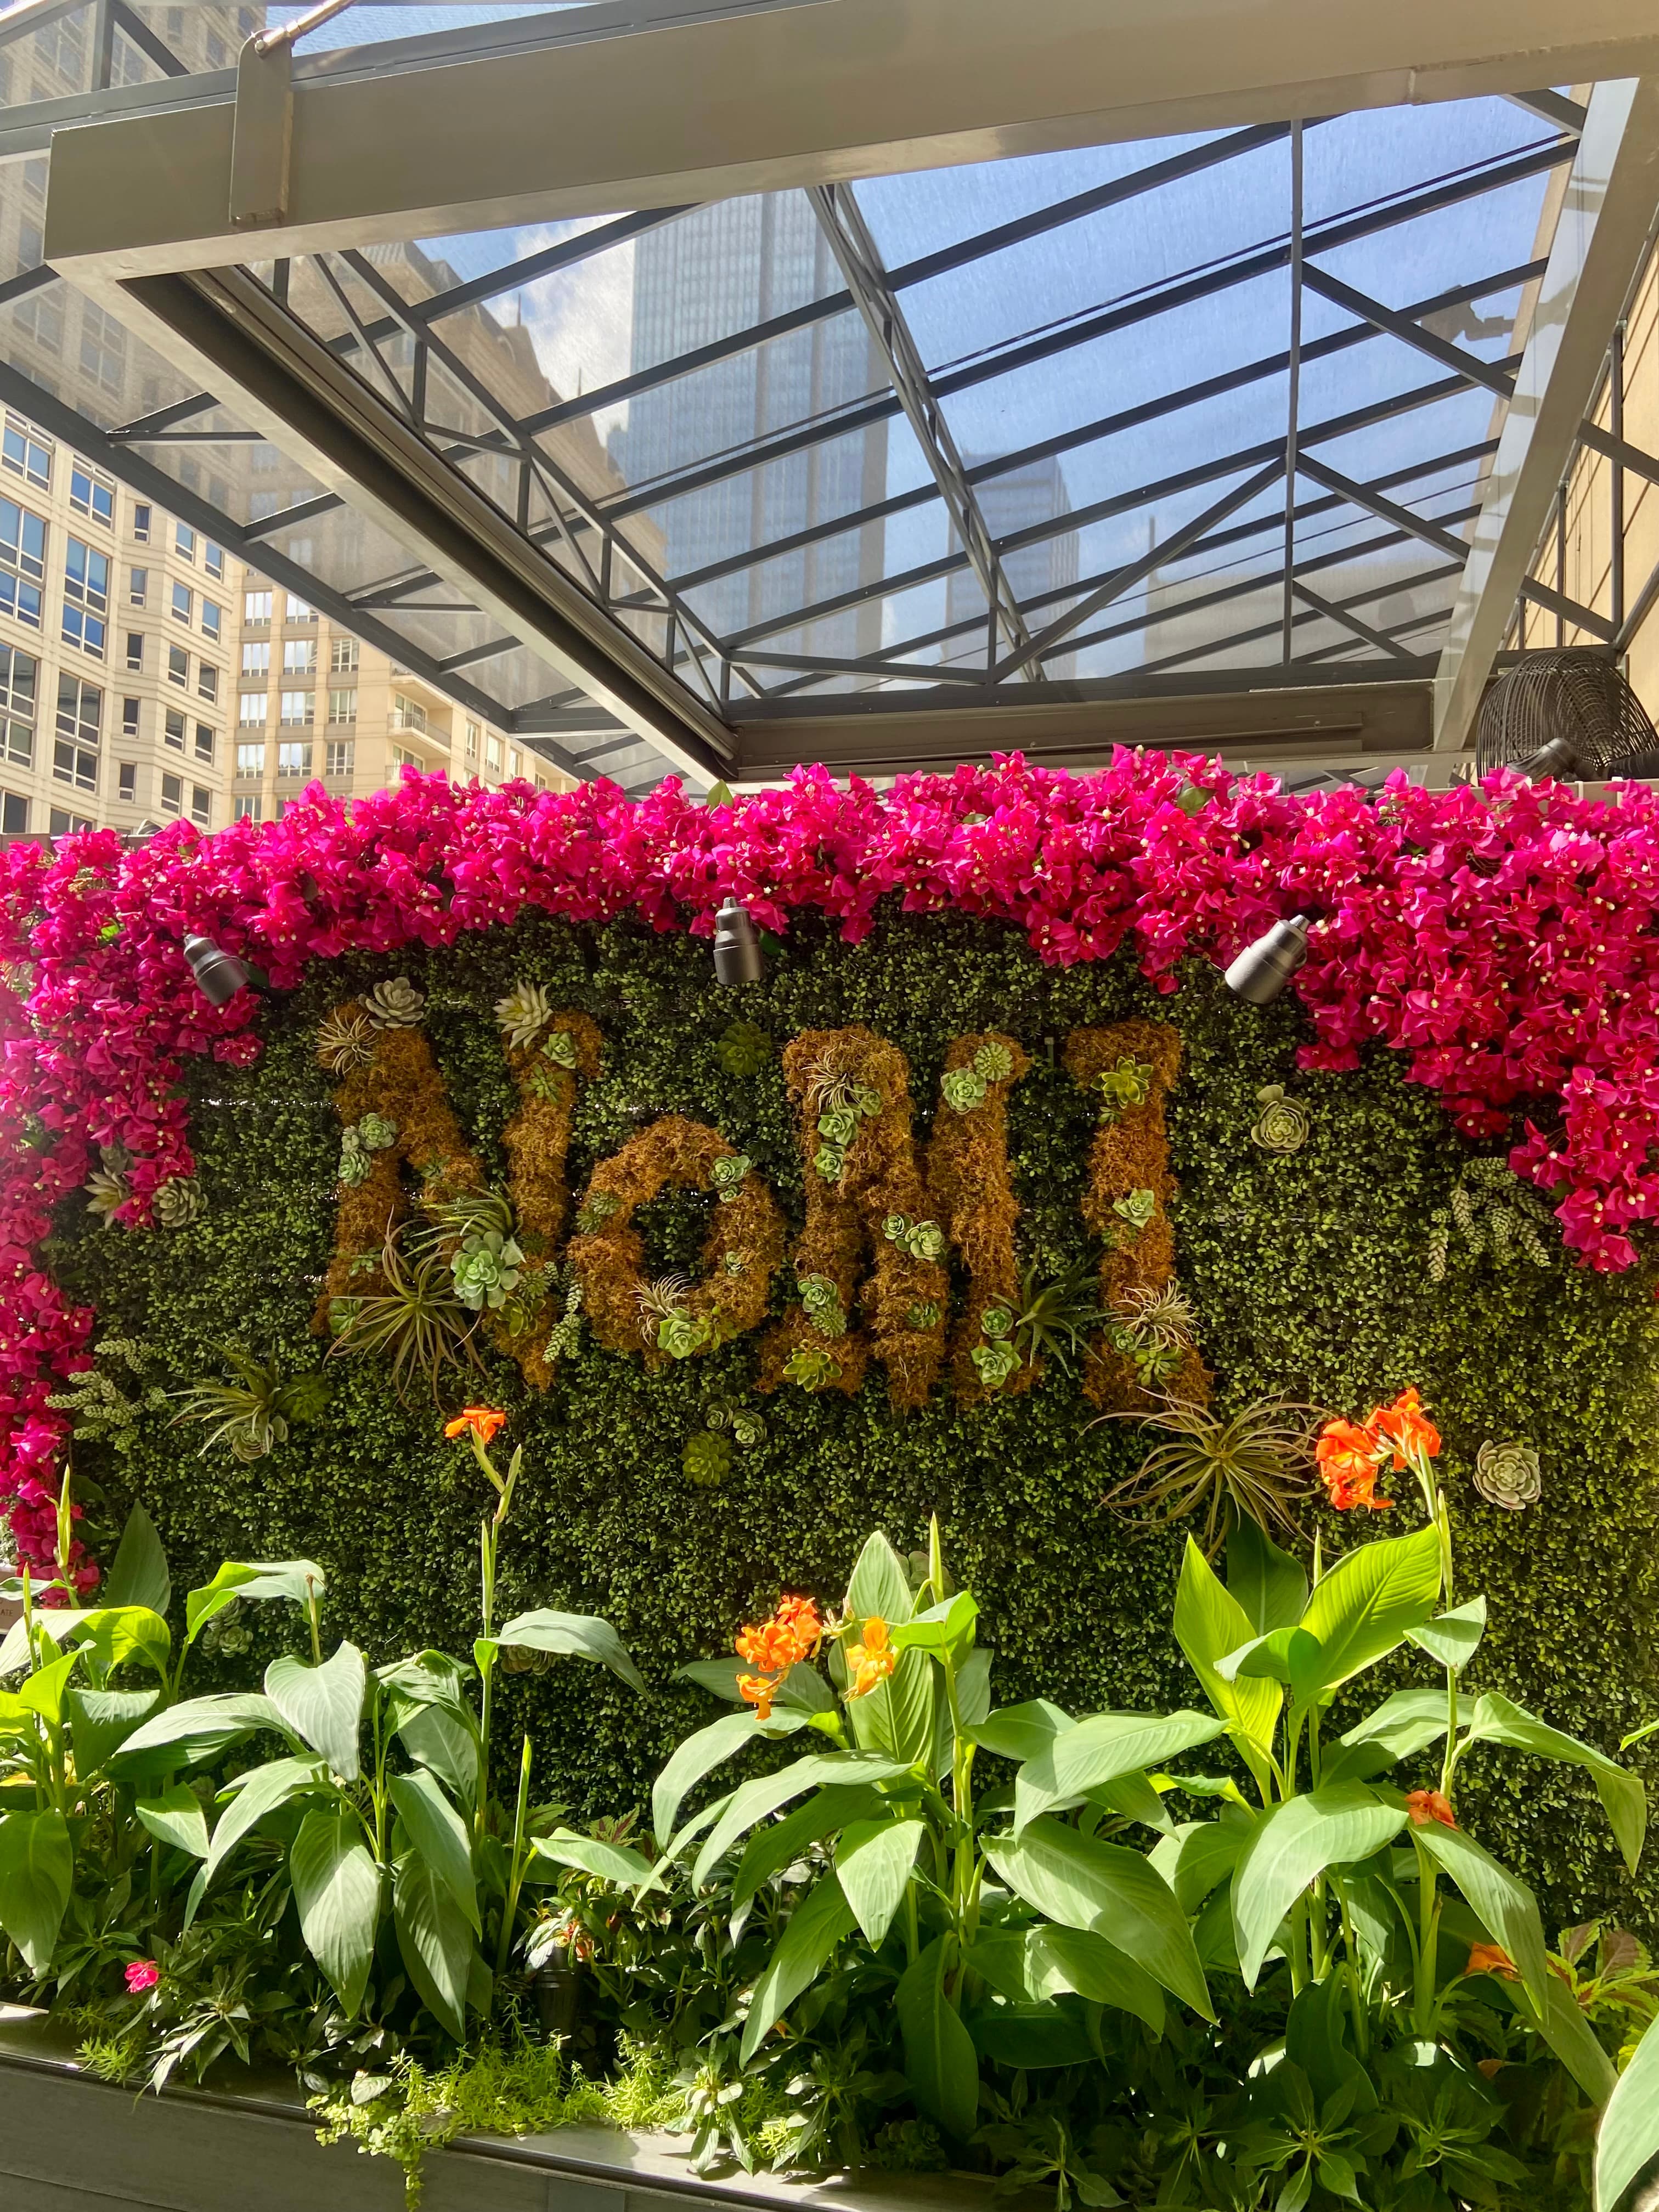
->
[1476,649,1659,782]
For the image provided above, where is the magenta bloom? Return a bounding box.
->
[125,1960,160,1995]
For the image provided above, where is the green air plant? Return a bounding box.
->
[171,1348,331,1463]
[327,1226,482,1403]
[635,1273,693,1348]
[1105,1281,1199,1390]
[1428,1155,1556,1282]
[409,1184,515,1263]
[1099,1392,1321,1554]
[1008,1260,1109,1378]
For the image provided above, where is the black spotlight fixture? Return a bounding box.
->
[183,932,252,1007]
[712,897,764,987]
[1224,914,1313,1006]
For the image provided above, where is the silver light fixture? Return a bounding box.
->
[1224,914,1313,1005]
[712,898,764,986]
[183,932,252,1007]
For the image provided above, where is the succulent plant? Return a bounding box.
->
[452,1228,525,1311]
[635,1273,693,1345]
[980,1303,1014,1341]
[783,1344,842,1392]
[817,1105,860,1150]
[716,1019,773,1077]
[172,1348,330,1463]
[706,1396,768,1450]
[363,976,425,1029]
[154,1177,203,1228]
[796,1272,847,1338]
[814,1144,847,1183]
[684,1431,734,1488]
[84,1144,132,1223]
[545,1280,584,1363]
[1250,1084,1309,1153]
[720,1248,750,1277]
[46,1336,169,1454]
[317,1009,377,1076]
[358,1111,398,1150]
[574,1189,620,1234]
[970,1340,1021,1388]
[541,1028,580,1071]
[1096,1056,1155,1121]
[1112,1187,1158,1240]
[1474,1438,1542,1511]
[1427,1158,1555,1282]
[942,1066,988,1114]
[973,1040,1014,1084]
[200,1597,252,1658]
[338,1114,397,1188]
[659,1309,714,1360]
[884,1213,947,1263]
[905,1300,941,1330]
[711,1154,752,1203]
[494,980,554,1050]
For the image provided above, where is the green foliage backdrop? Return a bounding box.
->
[49,908,1659,1932]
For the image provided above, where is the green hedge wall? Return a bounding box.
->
[49,906,1659,1932]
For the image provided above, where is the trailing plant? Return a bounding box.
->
[46,1336,170,1454]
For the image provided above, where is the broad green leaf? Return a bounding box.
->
[844,1530,916,1628]
[1174,1540,1282,1763]
[835,1818,924,1947]
[394,1846,472,2041]
[956,1645,992,1731]
[528,1829,656,1889]
[1218,1627,1324,1708]
[495,1608,645,1695]
[18,1652,80,1726]
[109,1692,287,1778]
[266,1642,365,1779]
[1323,1685,1474,1786]
[1025,1922,1166,2034]
[731,1785,884,1908]
[377,1651,475,1725]
[651,1707,808,1845]
[1149,1817,1250,1914]
[842,1532,934,1767]
[969,1699,1073,1765]
[1231,1786,1407,1987]
[1527,1965,1618,2104]
[186,1559,326,1644]
[690,1752,915,1888]
[70,1605,171,1679]
[896,1934,980,2141]
[67,1685,161,1775]
[1227,1517,1308,1634]
[1299,1524,1443,1694]
[891,1592,978,1655]
[962,1929,1033,2004]
[1465,1690,1645,1874]
[1015,1708,1226,1832]
[388,1769,479,1932]
[135,1782,209,1861]
[967,1996,1095,2072]
[1412,1819,1550,2007]
[984,1818,1212,2019]
[1406,1596,1487,1674]
[0,1608,93,1678]
[1597,2010,1659,2212]
[674,1657,834,1713]
[206,1756,328,1885]
[395,1703,479,1808]
[0,1809,72,1972]
[103,1506,171,1617]
[1088,1769,1174,1834]
[739,1872,855,2063]
[292,1806,380,2018]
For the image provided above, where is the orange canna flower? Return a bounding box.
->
[737,1672,778,1721]
[844,1616,896,1700]
[1370,1385,1441,1469]
[444,1405,506,1444]
[1466,1941,1518,1980]
[1315,1418,1393,1512]
[1406,1788,1457,1829]
[732,1595,823,1720]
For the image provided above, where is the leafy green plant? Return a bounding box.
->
[1099,1393,1319,1552]
[329,1227,482,1404]
[171,1348,330,1463]
[46,1336,170,1454]
[716,1020,772,1078]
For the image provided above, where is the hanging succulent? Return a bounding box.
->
[711,1154,752,1203]
[1250,1084,1310,1153]
[544,1278,584,1363]
[797,1272,847,1338]
[783,1344,842,1392]
[574,1189,620,1234]
[716,1019,773,1077]
[1112,1187,1158,1241]
[1474,1439,1543,1511]
[46,1336,170,1454]
[1095,1056,1155,1122]
[1427,1158,1556,1281]
[84,1144,132,1224]
[452,1228,525,1312]
[153,1177,204,1228]
[683,1431,734,1488]
[494,979,554,1050]
[171,1348,331,1463]
[363,976,426,1029]
[883,1213,946,1263]
[942,1066,989,1114]
[316,1009,377,1076]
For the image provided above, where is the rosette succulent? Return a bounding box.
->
[814,1144,847,1183]
[971,1339,1021,1389]
[452,1228,524,1311]
[494,979,554,1050]
[1113,1187,1158,1240]
[817,1105,859,1150]
[973,1040,1014,1084]
[154,1177,203,1228]
[980,1304,1015,1340]
[883,1213,945,1263]
[942,1066,988,1114]
[574,1189,620,1234]
[716,1019,772,1077]
[783,1344,842,1392]
[905,1300,941,1330]
[1096,1056,1155,1121]
[1474,1438,1542,1511]
[540,1029,580,1071]
[711,1154,752,1203]
[659,1310,714,1360]
[684,1431,734,1488]
[84,1144,132,1223]
[1250,1084,1308,1153]
[316,1008,376,1075]
[363,976,426,1029]
[797,1272,847,1337]
[338,1114,397,1187]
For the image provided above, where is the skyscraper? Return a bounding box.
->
[945,453,1081,681]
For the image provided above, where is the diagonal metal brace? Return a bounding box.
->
[229,33,293,229]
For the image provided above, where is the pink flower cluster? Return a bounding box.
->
[4,754,1658,1577]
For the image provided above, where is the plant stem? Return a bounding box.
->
[495,1733,533,1984]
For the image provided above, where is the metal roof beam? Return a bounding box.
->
[1434,76,1659,748]
[42,0,1659,276]
[1299,263,1517,397]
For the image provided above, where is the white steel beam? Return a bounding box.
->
[1432,77,1659,751]
[46,0,1659,278]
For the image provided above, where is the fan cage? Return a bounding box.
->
[1476,650,1659,779]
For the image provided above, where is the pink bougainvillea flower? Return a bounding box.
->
[125,1960,160,1994]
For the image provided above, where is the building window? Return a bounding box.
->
[125,633,144,672]
[191,783,211,827]
[465,719,480,759]
[128,566,147,606]
[391,693,427,734]
[160,772,182,814]
[241,641,270,676]
[164,709,185,751]
[171,581,192,625]
[285,594,315,622]
[325,738,354,777]
[131,502,150,543]
[509,748,522,778]
[234,794,262,822]
[330,636,359,674]
[236,741,266,776]
[53,727,98,792]
[205,541,224,580]
[0,646,36,719]
[277,740,312,776]
[283,638,317,675]
[48,808,95,836]
[2,719,32,770]
[279,691,313,727]
[61,537,109,657]
[2,416,50,492]
[244,590,272,623]
[0,494,44,629]
[194,724,215,764]
[2,792,27,835]
[390,744,421,774]
[122,696,140,737]
[201,598,222,642]
[117,763,136,802]
[68,460,114,525]
[78,304,127,398]
[167,644,189,688]
[174,523,195,561]
[327,688,357,725]
[239,693,268,727]
[57,673,100,745]
[486,735,502,771]
[198,663,219,704]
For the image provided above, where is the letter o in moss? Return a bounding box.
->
[567,1116,786,1365]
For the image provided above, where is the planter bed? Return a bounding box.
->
[0,2009,998,2212]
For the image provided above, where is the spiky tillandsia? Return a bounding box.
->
[634,1273,693,1346]
[1009,1258,1110,1376]
[408,1184,516,1262]
[327,1223,483,1403]
[171,1347,330,1463]
[1104,1280,1200,1389]
[315,1008,376,1076]
[1097,1393,1324,1555]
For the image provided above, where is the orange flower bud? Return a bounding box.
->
[444,1405,506,1444]
[1406,1787,1456,1828]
